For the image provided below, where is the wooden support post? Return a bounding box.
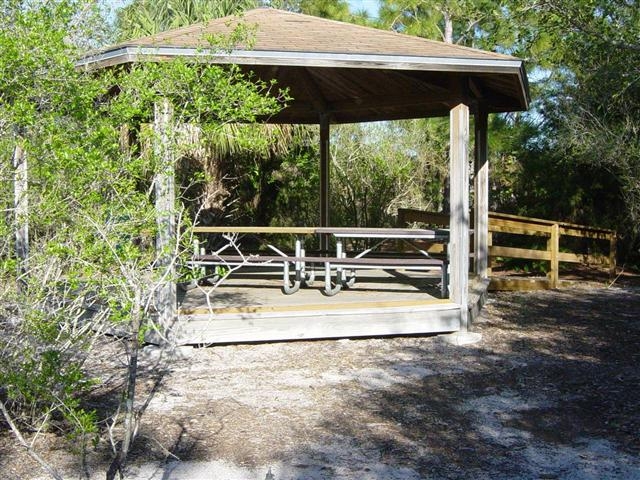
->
[547,223,559,288]
[153,100,177,328]
[450,104,470,330]
[474,108,489,279]
[319,113,330,251]
[609,233,617,280]
[487,231,493,277]
[13,143,28,291]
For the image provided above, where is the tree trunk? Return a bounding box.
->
[106,288,143,480]
[443,10,453,44]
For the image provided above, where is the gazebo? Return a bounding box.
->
[78,8,530,344]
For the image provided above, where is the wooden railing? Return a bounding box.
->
[397,208,617,291]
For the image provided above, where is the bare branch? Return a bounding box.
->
[0,400,64,480]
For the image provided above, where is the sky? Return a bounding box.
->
[105,0,381,18]
[347,0,380,17]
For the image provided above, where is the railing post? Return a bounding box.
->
[609,233,617,280]
[547,223,559,288]
[487,230,493,277]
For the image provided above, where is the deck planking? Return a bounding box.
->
[163,269,465,345]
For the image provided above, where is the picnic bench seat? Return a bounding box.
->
[301,255,447,297]
[189,253,448,298]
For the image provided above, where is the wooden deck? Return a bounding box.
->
[160,268,485,345]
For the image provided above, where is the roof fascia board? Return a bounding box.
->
[518,64,531,109]
[77,46,525,75]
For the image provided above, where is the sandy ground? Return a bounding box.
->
[2,284,640,479]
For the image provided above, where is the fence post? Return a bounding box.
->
[609,233,617,280]
[487,230,493,277]
[547,223,559,288]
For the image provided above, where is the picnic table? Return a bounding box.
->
[189,226,449,297]
[315,227,449,296]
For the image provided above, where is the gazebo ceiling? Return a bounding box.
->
[78,8,530,124]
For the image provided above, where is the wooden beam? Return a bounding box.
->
[449,103,470,330]
[319,113,330,251]
[172,304,462,345]
[489,245,551,261]
[299,67,330,114]
[298,68,332,249]
[327,94,457,115]
[180,298,452,316]
[489,278,550,292]
[489,222,552,236]
[153,99,177,328]
[474,108,489,279]
[13,143,28,291]
[392,70,453,94]
[468,77,485,100]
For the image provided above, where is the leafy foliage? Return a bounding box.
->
[0,0,286,476]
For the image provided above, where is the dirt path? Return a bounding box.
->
[3,285,640,479]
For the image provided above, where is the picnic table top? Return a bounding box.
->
[192,226,449,239]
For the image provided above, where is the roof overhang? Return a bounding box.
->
[78,45,526,76]
[77,9,530,124]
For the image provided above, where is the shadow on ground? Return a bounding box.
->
[3,286,639,479]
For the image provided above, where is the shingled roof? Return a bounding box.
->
[79,8,530,123]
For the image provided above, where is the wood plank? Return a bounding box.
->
[557,251,611,265]
[179,298,452,316]
[489,223,551,236]
[489,245,551,261]
[489,277,549,291]
[171,304,461,345]
[327,94,457,115]
[192,226,317,234]
[398,208,450,227]
[558,226,615,240]
[557,251,590,264]
[490,211,615,235]
[489,218,551,235]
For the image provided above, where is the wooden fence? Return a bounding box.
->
[397,208,617,291]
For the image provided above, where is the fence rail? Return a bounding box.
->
[397,208,617,291]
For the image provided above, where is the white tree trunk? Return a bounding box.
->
[13,143,28,290]
[153,99,177,329]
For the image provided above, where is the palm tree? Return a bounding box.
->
[116,0,260,40]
